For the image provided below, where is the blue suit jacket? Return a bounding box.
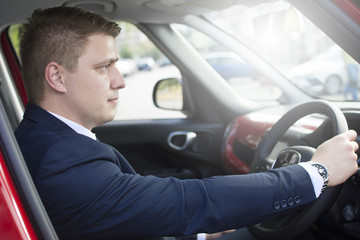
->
[15,104,316,239]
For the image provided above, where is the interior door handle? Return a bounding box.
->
[167,131,197,150]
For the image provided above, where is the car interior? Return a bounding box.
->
[0,0,360,239]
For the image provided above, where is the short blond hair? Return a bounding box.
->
[20,6,121,104]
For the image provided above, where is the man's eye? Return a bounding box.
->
[99,64,111,70]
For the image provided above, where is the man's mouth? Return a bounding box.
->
[108,97,118,104]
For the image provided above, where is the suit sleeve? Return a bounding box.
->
[36,139,316,240]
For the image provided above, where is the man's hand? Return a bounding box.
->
[311,130,359,187]
[205,230,235,240]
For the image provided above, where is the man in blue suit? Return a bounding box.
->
[15,6,359,240]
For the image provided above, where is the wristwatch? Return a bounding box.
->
[309,162,329,194]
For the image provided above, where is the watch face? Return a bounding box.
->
[310,163,329,194]
[272,150,301,169]
[312,163,329,181]
[317,166,326,175]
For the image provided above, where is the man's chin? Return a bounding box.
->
[105,113,117,123]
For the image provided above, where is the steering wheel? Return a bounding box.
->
[247,100,348,240]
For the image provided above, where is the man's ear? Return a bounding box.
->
[44,62,66,93]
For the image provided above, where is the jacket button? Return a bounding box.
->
[273,201,280,210]
[288,198,294,206]
[281,200,287,208]
[294,196,300,204]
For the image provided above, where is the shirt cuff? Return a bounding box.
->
[197,233,206,240]
[298,162,324,198]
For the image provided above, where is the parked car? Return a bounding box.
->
[136,57,156,71]
[157,57,173,67]
[158,52,258,82]
[286,45,351,95]
[0,0,360,240]
[203,52,257,81]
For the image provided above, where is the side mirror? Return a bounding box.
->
[153,78,183,111]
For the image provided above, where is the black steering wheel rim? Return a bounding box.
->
[248,100,348,240]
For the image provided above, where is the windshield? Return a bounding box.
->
[203,1,359,101]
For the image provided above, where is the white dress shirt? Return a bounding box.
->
[48,111,97,140]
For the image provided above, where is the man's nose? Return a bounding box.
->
[111,66,126,90]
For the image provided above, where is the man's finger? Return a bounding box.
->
[344,129,357,140]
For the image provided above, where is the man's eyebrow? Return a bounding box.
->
[96,57,119,66]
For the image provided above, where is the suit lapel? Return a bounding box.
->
[23,103,77,133]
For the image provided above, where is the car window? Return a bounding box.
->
[8,25,21,59]
[113,22,186,120]
[7,22,187,120]
[172,24,283,101]
[203,1,360,101]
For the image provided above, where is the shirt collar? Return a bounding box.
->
[48,111,97,140]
